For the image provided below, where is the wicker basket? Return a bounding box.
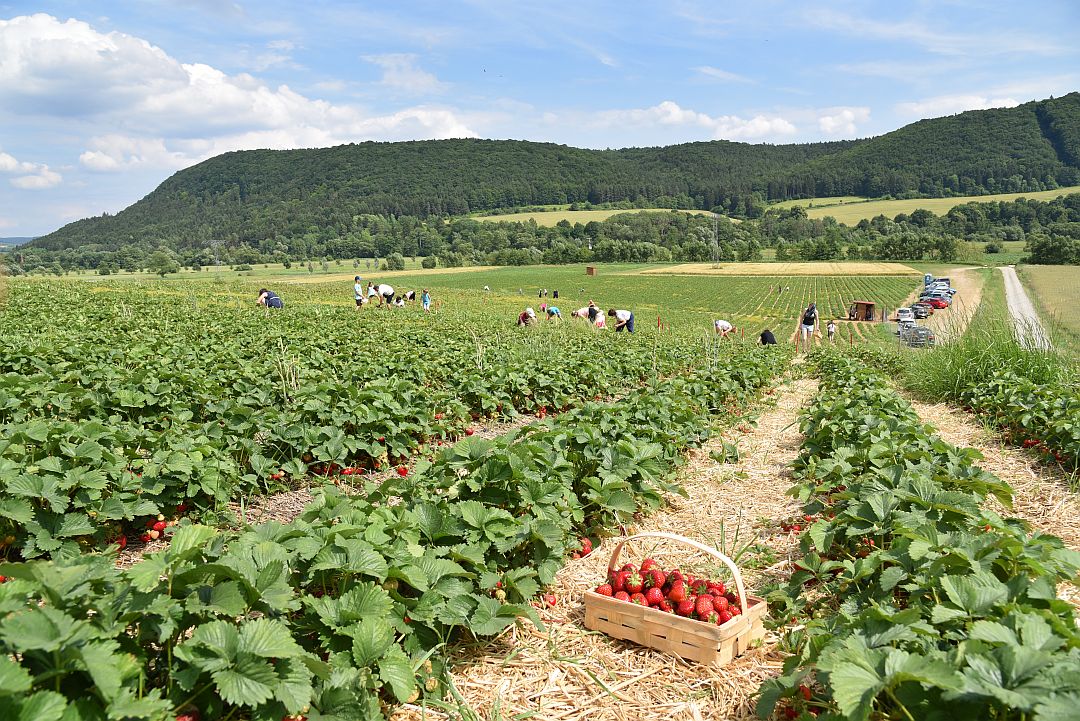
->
[584,532,767,664]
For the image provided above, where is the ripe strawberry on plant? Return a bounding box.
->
[624,571,644,594]
[614,591,631,602]
[464,428,475,436]
[175,710,200,721]
[396,466,408,477]
[644,588,664,606]
[595,584,613,597]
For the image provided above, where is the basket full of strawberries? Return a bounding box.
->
[584,531,767,664]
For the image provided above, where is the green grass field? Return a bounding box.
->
[1017,265,1080,358]
[473,208,714,226]
[774,186,1080,225]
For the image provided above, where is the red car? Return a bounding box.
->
[924,297,950,309]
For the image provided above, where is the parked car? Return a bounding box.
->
[895,318,917,335]
[896,307,915,322]
[923,297,950,309]
[900,325,936,348]
[911,304,931,319]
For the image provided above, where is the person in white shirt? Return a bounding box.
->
[375,283,395,306]
[827,319,837,342]
[607,308,634,333]
[714,319,734,337]
[572,307,590,320]
[353,276,366,310]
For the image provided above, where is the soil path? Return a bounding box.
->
[393,377,819,721]
[906,396,1080,606]
[1000,265,1051,350]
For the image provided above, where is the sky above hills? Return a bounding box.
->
[1,1,1078,236]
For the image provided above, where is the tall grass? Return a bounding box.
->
[903,270,1074,400]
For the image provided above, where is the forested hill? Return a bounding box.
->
[30,92,1080,253]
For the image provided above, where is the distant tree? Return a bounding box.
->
[984,242,1003,254]
[383,252,405,271]
[282,259,291,269]
[421,255,437,269]
[147,250,180,277]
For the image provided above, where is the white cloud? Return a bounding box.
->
[896,94,1020,118]
[588,101,797,141]
[363,53,447,94]
[695,66,751,83]
[0,149,62,189]
[0,14,475,173]
[817,106,870,135]
[804,8,1067,57]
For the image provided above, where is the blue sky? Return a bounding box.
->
[1,1,1078,236]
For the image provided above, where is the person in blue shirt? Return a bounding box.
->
[546,306,561,320]
[422,289,431,312]
[257,289,283,309]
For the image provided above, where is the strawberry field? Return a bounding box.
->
[0,277,790,720]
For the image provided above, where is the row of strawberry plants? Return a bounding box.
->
[957,371,1080,471]
[0,281,708,559]
[0,344,787,721]
[759,351,1080,721]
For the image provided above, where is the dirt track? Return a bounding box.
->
[1000,265,1051,349]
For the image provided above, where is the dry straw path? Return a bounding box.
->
[907,397,1080,606]
[393,377,818,721]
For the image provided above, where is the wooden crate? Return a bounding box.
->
[583,532,767,665]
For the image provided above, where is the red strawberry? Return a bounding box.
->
[667,581,687,602]
[595,584,613,597]
[620,563,636,573]
[691,579,709,595]
[640,558,658,573]
[396,466,408,477]
[614,591,631,602]
[465,428,474,436]
[644,588,664,606]
[434,413,444,420]
[140,533,152,543]
[730,605,742,616]
[675,599,696,617]
[667,569,684,585]
[176,711,200,721]
[624,572,644,594]
[612,570,629,593]
[645,569,666,589]
[544,593,557,607]
[630,593,648,606]
[579,537,593,555]
[115,536,128,550]
[152,521,167,532]
[799,685,812,701]
[718,609,733,624]
[706,611,720,624]
[695,595,714,619]
[0,576,6,583]
[713,596,729,613]
[658,599,672,612]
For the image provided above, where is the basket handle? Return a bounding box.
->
[607,531,748,613]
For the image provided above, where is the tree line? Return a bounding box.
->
[7,193,1080,276]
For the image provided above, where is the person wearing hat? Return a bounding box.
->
[256,289,283,309]
[353,276,366,310]
[800,303,818,346]
[517,307,537,326]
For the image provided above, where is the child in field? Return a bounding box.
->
[608,308,634,333]
[827,319,836,342]
[353,276,365,310]
[422,289,431,312]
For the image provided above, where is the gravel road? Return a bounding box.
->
[1000,265,1051,350]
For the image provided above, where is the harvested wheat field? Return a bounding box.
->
[393,378,818,721]
[640,262,919,276]
[907,396,1080,606]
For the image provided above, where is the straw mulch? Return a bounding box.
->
[394,378,819,721]
[907,397,1080,606]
